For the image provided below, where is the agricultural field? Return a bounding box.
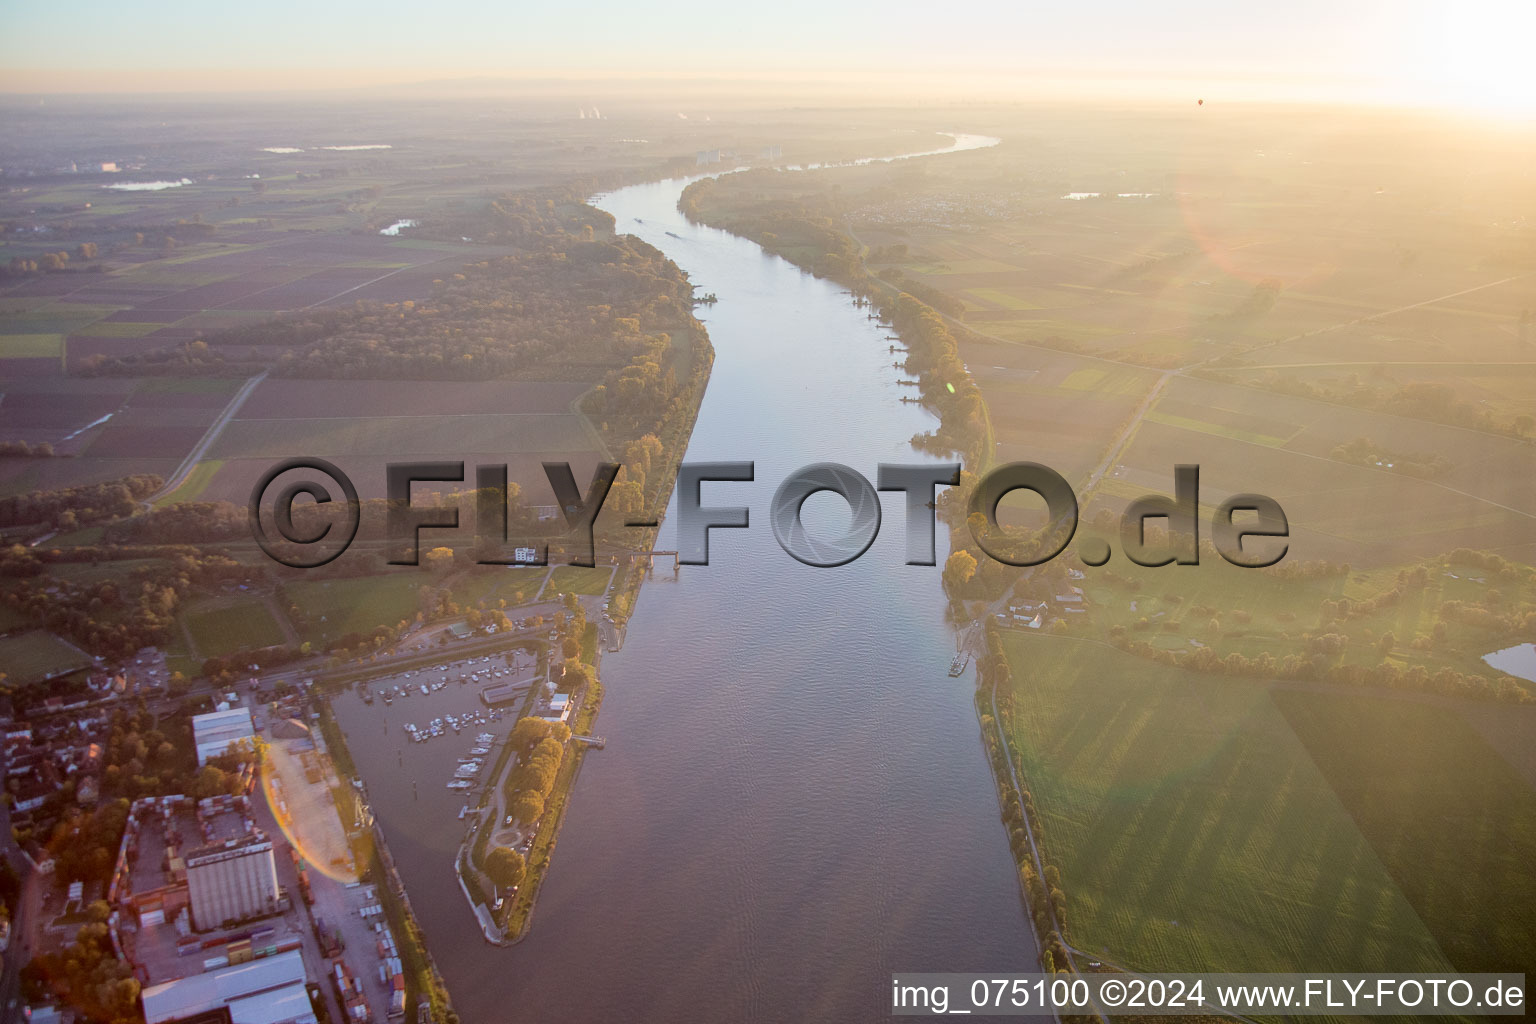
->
[995,631,1536,974]
[849,111,1535,375]
[1,97,942,380]
[0,227,494,378]
[0,375,239,498]
[1274,690,1536,973]
[0,109,680,504]
[853,131,1535,565]
[189,377,609,504]
[182,597,289,658]
[1091,371,1536,566]
[963,340,1160,485]
[0,629,94,686]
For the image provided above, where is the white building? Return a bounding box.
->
[186,835,279,930]
[192,707,254,765]
[540,693,572,724]
[142,948,314,1024]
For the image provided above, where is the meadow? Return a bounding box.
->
[0,629,94,686]
[182,598,289,658]
[283,573,429,645]
[997,631,1476,973]
[542,565,614,598]
[448,566,549,612]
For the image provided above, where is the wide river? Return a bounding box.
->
[333,134,1041,1023]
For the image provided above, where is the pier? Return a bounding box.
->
[634,550,681,574]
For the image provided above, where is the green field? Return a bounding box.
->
[183,599,287,657]
[0,333,64,357]
[449,566,547,611]
[1142,408,1297,447]
[156,459,224,506]
[1274,691,1536,972]
[0,630,93,686]
[286,573,427,643]
[0,301,123,335]
[1056,365,1151,398]
[47,526,106,547]
[542,565,613,598]
[999,631,1456,973]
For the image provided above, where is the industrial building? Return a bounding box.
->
[193,707,255,765]
[186,833,280,930]
[141,948,315,1024]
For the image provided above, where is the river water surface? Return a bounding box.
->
[335,135,1040,1023]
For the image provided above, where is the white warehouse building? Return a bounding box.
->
[186,834,280,930]
[142,948,315,1024]
[192,707,255,765]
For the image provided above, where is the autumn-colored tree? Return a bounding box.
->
[484,846,526,890]
[943,549,978,592]
[509,790,544,825]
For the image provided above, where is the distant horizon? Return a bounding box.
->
[0,69,1532,126]
[3,0,1534,117]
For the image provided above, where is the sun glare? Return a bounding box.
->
[1414,0,1536,115]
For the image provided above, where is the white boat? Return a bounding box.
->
[447,780,472,790]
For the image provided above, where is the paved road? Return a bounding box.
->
[145,370,268,506]
[1081,370,1172,497]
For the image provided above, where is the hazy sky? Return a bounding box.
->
[2,0,1533,111]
